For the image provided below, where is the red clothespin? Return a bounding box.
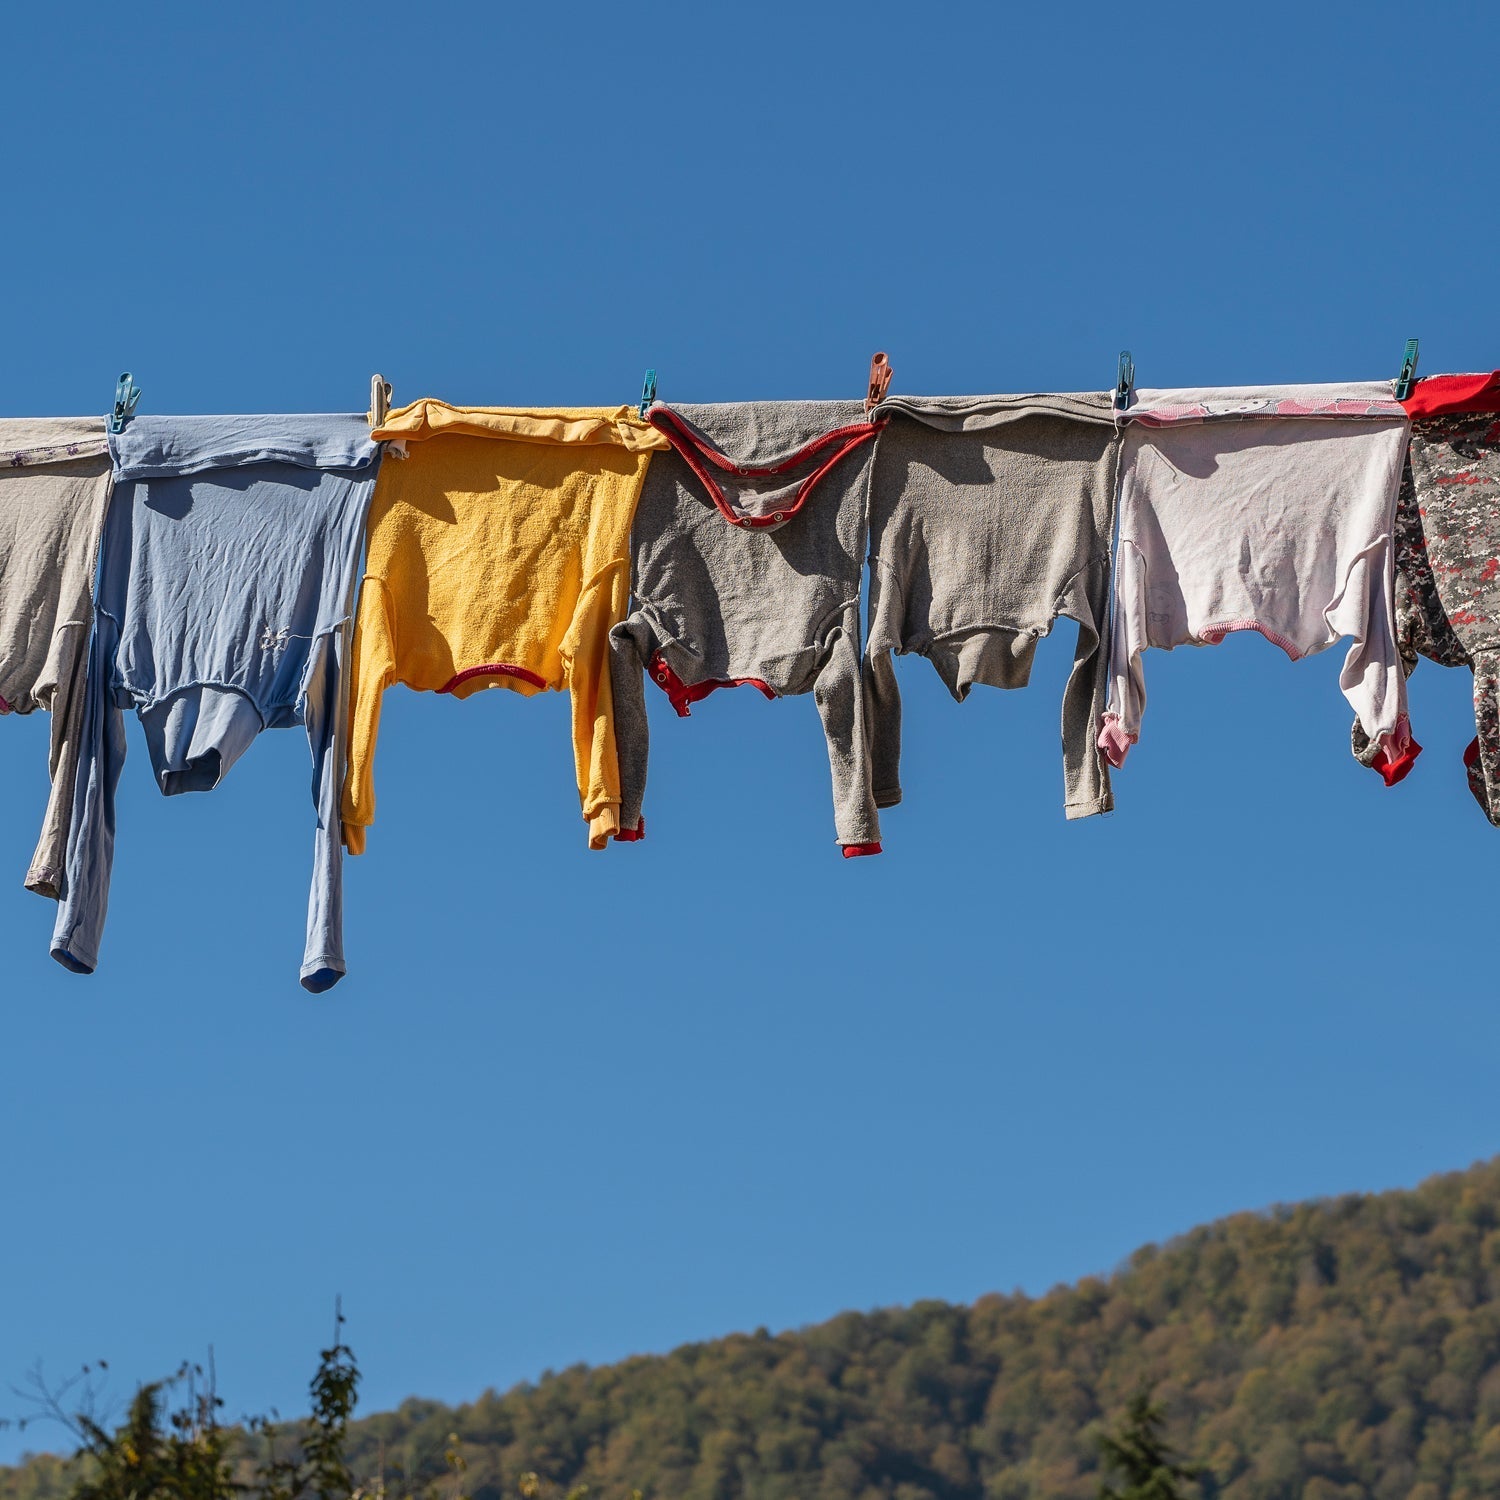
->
[865,352,893,414]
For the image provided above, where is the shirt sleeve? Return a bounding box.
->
[340,575,396,855]
[300,625,350,991]
[814,606,882,855]
[25,619,92,899]
[561,559,635,848]
[50,611,126,974]
[1098,537,1148,769]
[1330,528,1420,786]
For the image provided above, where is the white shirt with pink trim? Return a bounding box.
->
[1100,382,1416,782]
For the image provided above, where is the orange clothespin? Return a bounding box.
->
[865,352,892,414]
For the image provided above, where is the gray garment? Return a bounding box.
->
[610,400,882,849]
[50,415,380,991]
[0,418,115,898]
[866,393,1119,819]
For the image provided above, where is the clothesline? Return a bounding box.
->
[4,354,1498,990]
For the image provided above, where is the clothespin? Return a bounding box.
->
[1395,338,1420,401]
[368,373,392,428]
[1113,351,1135,412]
[108,372,142,434]
[639,369,658,420]
[865,352,893,414]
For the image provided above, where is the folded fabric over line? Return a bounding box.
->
[610,400,885,855]
[1101,382,1416,783]
[49,413,380,992]
[1352,373,1500,820]
[342,401,667,855]
[866,391,1120,822]
[0,418,115,900]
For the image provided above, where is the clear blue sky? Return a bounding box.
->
[2,0,1497,1463]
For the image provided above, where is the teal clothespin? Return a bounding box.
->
[1113,351,1135,412]
[108,372,142,434]
[1395,338,1420,401]
[639,369,657,420]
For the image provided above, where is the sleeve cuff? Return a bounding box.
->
[1367,715,1422,787]
[587,804,621,850]
[342,821,368,856]
[1097,712,1136,769]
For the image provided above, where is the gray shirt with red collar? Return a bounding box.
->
[609,400,883,855]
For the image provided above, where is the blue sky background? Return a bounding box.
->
[2,0,1497,1463]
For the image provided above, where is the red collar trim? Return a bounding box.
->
[648,407,883,530]
[649,651,776,716]
[438,662,548,694]
[1403,372,1500,418]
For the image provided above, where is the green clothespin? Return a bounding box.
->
[109,372,141,434]
[639,369,657,420]
[1113,351,1135,412]
[1395,338,1420,401]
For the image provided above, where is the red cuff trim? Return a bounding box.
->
[615,818,646,842]
[648,407,884,530]
[841,842,882,858]
[649,651,777,717]
[1370,719,1422,787]
[439,661,548,694]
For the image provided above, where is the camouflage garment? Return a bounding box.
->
[1353,412,1500,823]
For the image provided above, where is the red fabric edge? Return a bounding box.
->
[841,843,882,858]
[648,407,883,530]
[1402,372,1500,418]
[439,662,549,694]
[649,651,777,716]
[615,818,645,843]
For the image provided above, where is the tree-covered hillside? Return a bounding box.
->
[7,1157,1500,1499]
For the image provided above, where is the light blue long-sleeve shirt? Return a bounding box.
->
[50,414,380,990]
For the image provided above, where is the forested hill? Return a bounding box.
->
[8,1157,1500,1499]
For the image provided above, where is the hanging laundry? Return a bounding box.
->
[1100,383,1417,781]
[50,415,379,991]
[865,393,1119,820]
[0,419,114,899]
[1351,372,1500,820]
[610,401,884,854]
[342,402,666,853]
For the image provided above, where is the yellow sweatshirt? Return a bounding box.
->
[342,402,667,855]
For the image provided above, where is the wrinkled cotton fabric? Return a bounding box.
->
[343,402,666,855]
[0,418,114,899]
[50,414,379,991]
[866,392,1119,821]
[610,401,883,853]
[1103,383,1414,780]
[1352,378,1500,821]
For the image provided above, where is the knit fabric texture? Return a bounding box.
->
[344,402,667,854]
[1351,384,1500,820]
[610,400,883,851]
[866,392,1119,821]
[0,418,114,899]
[1102,383,1415,780]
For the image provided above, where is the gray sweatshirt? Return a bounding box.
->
[609,400,884,853]
[865,393,1119,819]
[0,418,115,898]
